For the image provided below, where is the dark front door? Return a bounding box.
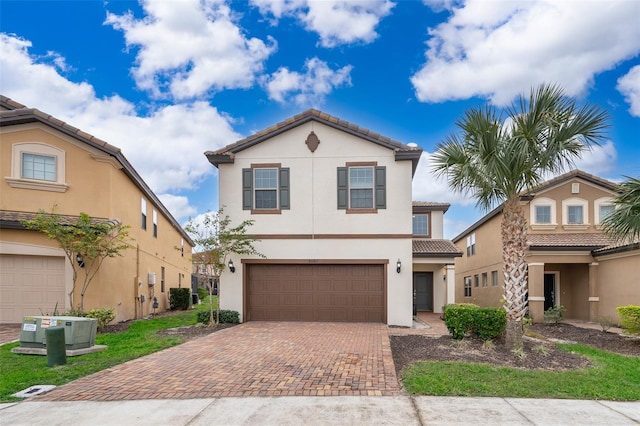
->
[413,272,433,312]
[544,273,556,311]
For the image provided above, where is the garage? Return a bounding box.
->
[0,254,66,323]
[247,263,385,322]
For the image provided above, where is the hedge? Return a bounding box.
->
[197,310,240,324]
[617,305,640,336]
[444,303,506,340]
[169,288,191,310]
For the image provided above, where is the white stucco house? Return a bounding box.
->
[206,110,460,327]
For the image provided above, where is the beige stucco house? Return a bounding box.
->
[453,170,639,323]
[206,109,460,327]
[0,96,194,323]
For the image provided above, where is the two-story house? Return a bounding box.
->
[206,109,460,327]
[453,170,639,323]
[0,96,194,323]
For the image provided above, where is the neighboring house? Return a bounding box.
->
[0,96,194,323]
[206,109,460,327]
[453,169,640,323]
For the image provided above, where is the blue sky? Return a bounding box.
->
[1,0,639,238]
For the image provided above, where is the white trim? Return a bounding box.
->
[588,297,600,302]
[562,197,589,225]
[529,296,545,301]
[530,197,557,226]
[7,142,68,192]
[528,262,545,267]
[594,197,615,226]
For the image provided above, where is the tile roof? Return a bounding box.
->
[205,109,423,174]
[413,239,462,257]
[0,95,194,245]
[412,201,450,212]
[527,233,614,249]
[0,210,114,229]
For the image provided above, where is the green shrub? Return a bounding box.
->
[197,287,208,301]
[169,288,191,310]
[85,308,116,329]
[543,305,566,324]
[617,305,640,336]
[197,309,240,325]
[471,307,506,340]
[444,304,477,339]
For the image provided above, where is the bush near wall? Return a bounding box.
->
[85,308,116,329]
[169,288,191,310]
[196,310,240,324]
[617,305,640,336]
[444,304,506,340]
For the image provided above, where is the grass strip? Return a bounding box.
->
[402,343,640,401]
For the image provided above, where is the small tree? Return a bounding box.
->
[185,207,263,326]
[22,207,131,311]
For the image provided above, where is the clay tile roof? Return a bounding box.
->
[527,233,614,249]
[413,239,462,257]
[0,210,114,229]
[526,169,618,194]
[206,108,422,161]
[412,201,451,212]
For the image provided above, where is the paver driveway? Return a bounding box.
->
[35,322,400,401]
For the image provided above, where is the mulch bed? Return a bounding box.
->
[390,322,639,375]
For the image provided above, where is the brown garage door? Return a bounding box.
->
[247,264,385,322]
[0,254,66,323]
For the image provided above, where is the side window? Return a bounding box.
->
[160,266,165,293]
[153,210,158,238]
[337,163,386,212]
[482,272,488,287]
[7,143,67,192]
[466,233,476,256]
[242,165,290,212]
[464,277,472,297]
[141,198,147,230]
[412,214,430,236]
[491,270,498,286]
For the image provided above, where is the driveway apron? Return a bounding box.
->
[34,322,400,401]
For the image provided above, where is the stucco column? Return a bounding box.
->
[589,262,599,321]
[527,262,545,323]
[445,264,456,305]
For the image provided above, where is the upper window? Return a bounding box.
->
[337,163,386,212]
[535,206,551,224]
[22,153,56,181]
[413,214,430,236]
[152,210,158,238]
[141,198,147,230]
[530,197,556,229]
[567,205,583,224]
[464,277,472,297]
[491,270,498,287]
[7,143,67,192]
[561,197,589,228]
[594,197,615,227]
[482,272,488,287]
[243,164,289,213]
[466,233,476,256]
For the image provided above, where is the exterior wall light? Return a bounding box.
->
[76,254,85,268]
[396,258,402,274]
[228,259,236,273]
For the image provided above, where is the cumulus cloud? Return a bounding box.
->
[159,194,198,222]
[411,152,475,206]
[617,65,640,117]
[264,57,352,106]
[251,0,394,47]
[105,0,276,99]
[0,33,240,220]
[412,0,640,106]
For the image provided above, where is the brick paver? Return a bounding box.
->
[35,322,401,401]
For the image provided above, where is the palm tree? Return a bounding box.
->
[602,175,640,243]
[432,84,609,351]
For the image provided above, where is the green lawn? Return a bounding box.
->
[402,343,640,400]
[0,298,216,403]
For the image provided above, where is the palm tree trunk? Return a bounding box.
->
[501,199,528,351]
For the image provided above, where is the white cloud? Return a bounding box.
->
[105,0,276,99]
[617,65,640,117]
[251,0,394,47]
[264,57,352,106]
[573,140,617,175]
[411,152,475,205]
[159,194,197,222]
[412,0,640,106]
[0,33,240,220]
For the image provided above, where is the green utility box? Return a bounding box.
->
[20,316,98,350]
[45,326,67,367]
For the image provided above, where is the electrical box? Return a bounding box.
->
[148,272,156,286]
[19,316,98,350]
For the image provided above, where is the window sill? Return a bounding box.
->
[251,209,282,214]
[530,224,557,231]
[5,177,68,193]
[346,208,378,214]
[562,224,590,231]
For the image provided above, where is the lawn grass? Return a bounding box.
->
[402,343,640,401]
[0,299,217,403]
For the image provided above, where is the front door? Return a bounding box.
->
[544,273,556,311]
[413,272,433,312]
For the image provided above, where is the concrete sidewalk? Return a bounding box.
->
[1,396,639,425]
